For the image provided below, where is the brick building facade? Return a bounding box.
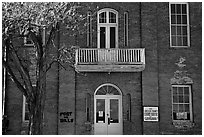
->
[3,2,202,135]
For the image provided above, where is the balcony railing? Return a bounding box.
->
[75,48,145,72]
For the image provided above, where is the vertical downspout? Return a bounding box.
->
[155,4,161,134]
[56,22,60,135]
[139,2,144,135]
[74,72,77,134]
[74,33,77,135]
[42,26,46,135]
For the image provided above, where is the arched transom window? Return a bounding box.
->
[95,84,121,95]
[97,8,118,49]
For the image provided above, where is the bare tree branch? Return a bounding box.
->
[2,60,28,98]
[6,37,34,100]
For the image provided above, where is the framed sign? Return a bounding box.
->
[143,107,158,121]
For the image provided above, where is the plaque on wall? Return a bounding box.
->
[143,107,158,121]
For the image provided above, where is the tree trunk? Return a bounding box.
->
[29,102,43,135]
[28,83,46,135]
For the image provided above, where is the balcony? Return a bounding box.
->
[75,48,145,72]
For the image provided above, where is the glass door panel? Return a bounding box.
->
[110,99,119,123]
[96,99,105,123]
[110,27,116,48]
[100,27,106,48]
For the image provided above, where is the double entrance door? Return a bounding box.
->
[94,95,122,135]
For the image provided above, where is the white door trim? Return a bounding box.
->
[94,83,123,135]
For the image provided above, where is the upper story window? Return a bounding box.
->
[22,95,29,123]
[172,85,193,121]
[24,36,34,46]
[97,8,118,48]
[169,3,190,47]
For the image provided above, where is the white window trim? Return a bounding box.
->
[22,95,29,123]
[24,37,35,46]
[97,8,118,48]
[171,85,193,122]
[169,2,190,48]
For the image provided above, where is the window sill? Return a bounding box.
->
[173,120,194,129]
[170,46,190,49]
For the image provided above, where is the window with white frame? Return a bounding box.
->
[97,8,118,48]
[169,3,190,47]
[172,85,192,121]
[24,36,34,46]
[22,95,29,123]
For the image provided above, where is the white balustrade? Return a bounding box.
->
[75,48,145,65]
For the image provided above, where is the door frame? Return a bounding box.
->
[94,83,123,135]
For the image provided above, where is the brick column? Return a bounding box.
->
[141,3,160,135]
[58,67,76,134]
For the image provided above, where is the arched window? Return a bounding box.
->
[95,84,121,95]
[126,93,131,121]
[85,93,91,122]
[97,8,118,49]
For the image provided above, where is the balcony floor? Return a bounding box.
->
[75,64,145,72]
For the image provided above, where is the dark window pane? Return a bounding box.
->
[110,99,119,123]
[126,94,131,121]
[110,27,116,48]
[96,99,105,123]
[173,104,178,112]
[99,12,106,23]
[25,112,29,121]
[184,87,189,95]
[184,104,190,112]
[177,36,182,46]
[176,4,181,14]
[172,87,177,95]
[184,95,189,103]
[183,36,188,46]
[100,27,106,48]
[172,36,177,46]
[182,15,187,24]
[182,26,187,35]
[177,26,182,35]
[171,26,176,35]
[173,112,177,120]
[179,104,184,112]
[178,87,183,95]
[96,87,106,95]
[171,4,176,14]
[178,95,184,103]
[182,4,187,14]
[173,95,178,103]
[171,15,176,24]
[109,12,116,23]
[86,93,91,121]
[25,103,29,121]
[177,15,182,24]
[187,113,190,120]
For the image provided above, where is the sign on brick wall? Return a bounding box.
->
[59,112,74,123]
[143,107,158,121]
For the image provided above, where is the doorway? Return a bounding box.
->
[94,84,123,135]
